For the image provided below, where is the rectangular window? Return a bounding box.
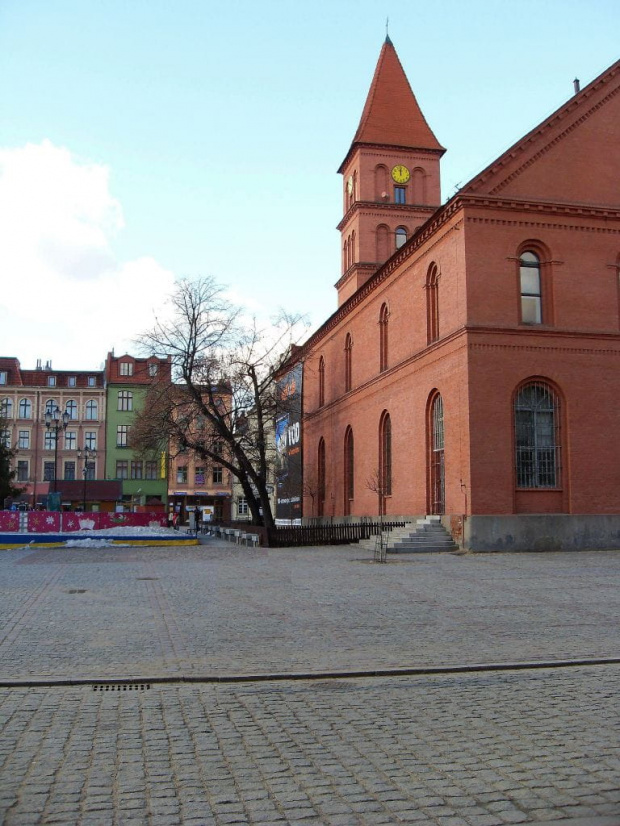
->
[195,467,205,486]
[17,460,28,482]
[116,425,130,447]
[131,460,143,480]
[84,431,97,450]
[65,431,77,450]
[68,376,76,387]
[48,376,56,387]
[18,430,30,449]
[237,497,248,516]
[176,466,188,484]
[145,461,158,480]
[88,376,96,387]
[64,461,76,481]
[44,431,57,450]
[119,362,133,376]
[116,460,128,479]
[0,371,6,384]
[148,363,158,377]
[212,466,223,484]
[394,186,406,204]
[85,461,95,481]
[117,391,133,411]
[0,429,10,448]
[43,461,55,481]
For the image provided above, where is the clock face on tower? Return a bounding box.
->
[391,164,410,184]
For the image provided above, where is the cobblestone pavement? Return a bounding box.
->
[1,666,619,825]
[1,542,619,681]
[1,543,620,824]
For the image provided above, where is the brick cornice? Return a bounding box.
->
[338,141,445,175]
[337,200,439,231]
[461,193,620,223]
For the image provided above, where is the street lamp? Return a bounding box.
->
[44,405,70,494]
[77,447,97,512]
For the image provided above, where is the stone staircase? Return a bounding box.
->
[358,516,459,554]
[390,516,460,554]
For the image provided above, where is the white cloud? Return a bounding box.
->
[0,141,175,369]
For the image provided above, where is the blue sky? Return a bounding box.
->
[1,0,618,369]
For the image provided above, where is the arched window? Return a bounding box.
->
[344,333,352,392]
[395,226,407,249]
[379,303,389,373]
[412,167,426,204]
[514,381,561,488]
[379,411,392,515]
[374,165,389,201]
[429,393,445,514]
[1,398,13,418]
[351,230,356,267]
[44,399,57,416]
[342,242,347,274]
[519,251,542,324]
[318,356,325,408]
[85,400,98,420]
[426,263,439,344]
[344,426,354,514]
[18,398,32,419]
[65,400,78,420]
[318,438,326,517]
[376,224,389,263]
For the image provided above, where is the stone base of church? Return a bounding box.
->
[464,514,620,553]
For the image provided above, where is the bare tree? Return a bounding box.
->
[131,276,307,529]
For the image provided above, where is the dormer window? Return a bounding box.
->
[0,371,7,385]
[88,376,96,387]
[48,376,56,387]
[68,376,76,387]
[148,363,158,377]
[119,362,133,376]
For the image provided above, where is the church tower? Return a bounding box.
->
[336,36,445,306]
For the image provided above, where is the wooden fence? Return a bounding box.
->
[266,521,406,548]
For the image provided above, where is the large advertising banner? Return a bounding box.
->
[275,362,303,524]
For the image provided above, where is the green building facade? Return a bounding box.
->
[104,352,171,510]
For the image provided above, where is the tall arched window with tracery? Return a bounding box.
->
[429,392,445,514]
[379,411,392,515]
[514,381,561,488]
[318,356,325,408]
[379,303,389,373]
[344,333,352,392]
[317,438,326,517]
[344,426,354,515]
[426,263,439,344]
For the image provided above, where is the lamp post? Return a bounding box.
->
[44,405,70,494]
[77,447,97,512]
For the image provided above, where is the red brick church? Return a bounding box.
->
[296,37,620,550]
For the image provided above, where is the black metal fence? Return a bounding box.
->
[266,521,407,548]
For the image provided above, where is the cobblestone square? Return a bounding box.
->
[1,541,619,824]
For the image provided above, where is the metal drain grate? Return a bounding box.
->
[92,683,151,692]
[136,577,159,581]
[64,589,87,594]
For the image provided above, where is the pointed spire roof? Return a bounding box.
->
[340,37,444,170]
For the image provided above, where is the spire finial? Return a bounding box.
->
[385,17,391,43]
